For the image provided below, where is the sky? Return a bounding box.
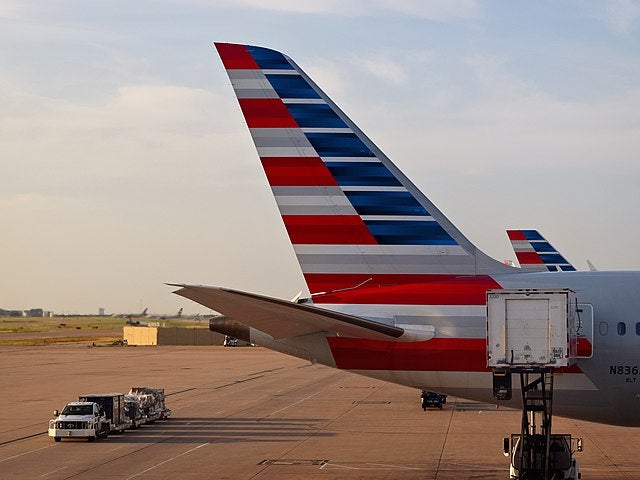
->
[2,1,640,314]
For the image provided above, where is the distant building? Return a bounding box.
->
[0,308,51,317]
[0,308,25,317]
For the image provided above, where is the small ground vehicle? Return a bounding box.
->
[505,433,582,480]
[223,336,238,347]
[421,390,447,410]
[48,402,109,442]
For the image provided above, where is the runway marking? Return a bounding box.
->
[0,444,55,463]
[367,462,422,470]
[274,383,298,394]
[39,466,68,477]
[264,390,323,418]
[321,462,359,470]
[126,442,209,480]
[323,462,424,471]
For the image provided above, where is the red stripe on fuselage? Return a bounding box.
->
[261,157,338,186]
[311,275,501,305]
[283,215,377,245]
[215,43,259,70]
[328,337,487,371]
[306,273,457,294]
[515,252,543,264]
[576,337,592,357]
[239,98,298,128]
[327,337,583,373]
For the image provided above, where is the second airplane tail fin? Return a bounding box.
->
[507,229,576,272]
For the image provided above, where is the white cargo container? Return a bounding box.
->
[487,289,577,368]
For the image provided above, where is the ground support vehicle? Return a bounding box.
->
[223,336,238,346]
[488,290,583,479]
[48,402,109,442]
[124,396,144,428]
[506,434,582,480]
[78,393,131,433]
[127,387,171,423]
[420,390,447,410]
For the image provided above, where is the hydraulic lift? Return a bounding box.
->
[487,289,582,480]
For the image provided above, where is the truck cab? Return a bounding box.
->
[48,402,109,442]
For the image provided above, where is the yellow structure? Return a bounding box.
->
[123,326,226,346]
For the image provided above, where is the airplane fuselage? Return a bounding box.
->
[249,271,640,426]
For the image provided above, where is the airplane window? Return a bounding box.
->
[599,322,608,336]
[617,322,626,336]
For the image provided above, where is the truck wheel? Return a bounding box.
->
[54,437,61,442]
[88,436,95,442]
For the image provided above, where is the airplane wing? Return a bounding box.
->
[170,284,407,341]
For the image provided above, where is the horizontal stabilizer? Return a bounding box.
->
[170,284,406,341]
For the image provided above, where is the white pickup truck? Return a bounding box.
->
[48,402,110,442]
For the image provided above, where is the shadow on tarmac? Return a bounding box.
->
[96,417,335,444]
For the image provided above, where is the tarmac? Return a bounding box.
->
[1,345,639,479]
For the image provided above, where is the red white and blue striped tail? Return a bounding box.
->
[507,229,576,272]
[215,43,513,294]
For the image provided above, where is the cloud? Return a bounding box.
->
[600,0,640,35]
[353,55,408,86]
[0,1,27,19]
[230,0,479,20]
[344,51,640,179]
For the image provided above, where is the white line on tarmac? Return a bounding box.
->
[39,466,68,477]
[321,463,359,470]
[0,444,55,463]
[126,443,209,480]
[367,462,422,470]
[265,390,323,417]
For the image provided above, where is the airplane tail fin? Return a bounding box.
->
[506,229,576,272]
[215,43,512,294]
